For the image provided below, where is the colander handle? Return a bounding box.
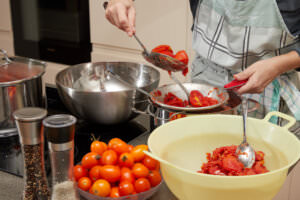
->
[263,111,296,130]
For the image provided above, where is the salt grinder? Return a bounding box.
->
[14,107,50,200]
[43,114,79,200]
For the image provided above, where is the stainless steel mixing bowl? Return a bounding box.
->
[56,62,160,125]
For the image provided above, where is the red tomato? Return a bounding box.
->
[151,45,173,54]
[99,165,121,183]
[120,167,135,183]
[143,155,159,170]
[119,153,134,168]
[119,181,135,196]
[90,179,111,197]
[174,50,189,65]
[132,163,149,178]
[81,152,101,169]
[73,165,88,181]
[148,170,162,187]
[91,140,107,155]
[89,165,102,182]
[182,67,189,76]
[189,90,204,107]
[158,50,174,57]
[134,178,151,193]
[109,187,120,197]
[101,150,118,165]
[108,138,129,155]
[78,177,92,191]
[127,145,134,152]
[131,145,148,162]
[222,155,244,173]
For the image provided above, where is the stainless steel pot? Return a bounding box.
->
[56,62,160,125]
[0,49,46,136]
[147,91,260,130]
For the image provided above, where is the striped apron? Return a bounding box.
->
[191,0,300,133]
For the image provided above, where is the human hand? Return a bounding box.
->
[234,57,281,94]
[105,0,136,36]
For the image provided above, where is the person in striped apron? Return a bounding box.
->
[105,0,300,134]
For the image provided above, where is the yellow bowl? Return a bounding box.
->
[146,111,300,200]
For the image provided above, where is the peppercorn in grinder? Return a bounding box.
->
[14,107,51,200]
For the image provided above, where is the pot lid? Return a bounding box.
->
[0,49,46,86]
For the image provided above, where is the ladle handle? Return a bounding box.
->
[242,97,248,144]
[263,111,296,130]
[133,34,149,55]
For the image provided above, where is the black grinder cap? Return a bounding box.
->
[43,114,77,144]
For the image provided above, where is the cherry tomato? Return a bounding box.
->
[78,177,92,191]
[99,165,121,183]
[134,178,151,193]
[174,50,188,65]
[73,165,88,181]
[90,179,111,197]
[89,165,102,182]
[109,187,120,197]
[101,150,118,165]
[148,170,162,187]
[119,181,135,196]
[81,152,100,169]
[120,167,135,183]
[151,45,173,54]
[91,140,107,155]
[143,155,159,170]
[127,145,134,152]
[108,138,129,154]
[131,144,148,162]
[189,90,204,107]
[132,163,149,178]
[119,153,134,168]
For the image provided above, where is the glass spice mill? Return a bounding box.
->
[14,107,51,200]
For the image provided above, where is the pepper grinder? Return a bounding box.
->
[43,114,79,200]
[13,107,50,200]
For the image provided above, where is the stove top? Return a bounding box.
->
[0,86,150,177]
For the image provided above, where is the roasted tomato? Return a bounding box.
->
[174,50,188,65]
[189,90,204,107]
[151,45,173,55]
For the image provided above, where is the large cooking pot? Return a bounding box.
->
[146,112,300,200]
[0,49,46,136]
[56,62,160,125]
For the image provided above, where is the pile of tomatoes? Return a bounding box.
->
[198,145,269,176]
[151,45,189,76]
[73,138,162,198]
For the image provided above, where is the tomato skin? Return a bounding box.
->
[91,140,107,155]
[110,187,121,197]
[119,153,134,168]
[108,138,129,155]
[174,50,188,65]
[101,150,118,165]
[81,152,101,169]
[134,178,151,193]
[73,165,88,181]
[89,165,102,182]
[119,181,135,196]
[90,179,111,197]
[148,170,162,187]
[78,177,92,191]
[131,144,148,162]
[132,163,149,178]
[127,145,134,152]
[151,45,173,54]
[143,155,159,170]
[120,167,135,183]
[99,165,121,183]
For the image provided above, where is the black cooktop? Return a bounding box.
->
[0,86,150,177]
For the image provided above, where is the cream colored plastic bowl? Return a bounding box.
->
[146,111,300,200]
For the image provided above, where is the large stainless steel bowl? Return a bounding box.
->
[56,62,160,125]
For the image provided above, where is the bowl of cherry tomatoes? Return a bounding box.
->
[73,138,162,199]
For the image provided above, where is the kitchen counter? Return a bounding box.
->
[0,131,178,200]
